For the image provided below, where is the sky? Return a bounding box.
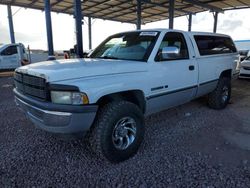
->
[0,5,249,51]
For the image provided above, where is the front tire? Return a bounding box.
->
[88,101,145,163]
[208,77,231,109]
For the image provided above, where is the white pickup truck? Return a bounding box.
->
[0,43,28,70]
[14,29,238,162]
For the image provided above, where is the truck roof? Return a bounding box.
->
[115,29,231,38]
[0,43,24,51]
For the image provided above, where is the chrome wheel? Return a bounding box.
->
[222,86,229,103]
[112,117,137,150]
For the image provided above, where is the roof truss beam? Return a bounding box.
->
[84,1,135,17]
[106,1,195,23]
[51,0,65,7]
[182,0,223,12]
[99,0,195,23]
[29,0,39,6]
[142,0,192,14]
[62,0,113,12]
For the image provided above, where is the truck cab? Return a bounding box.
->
[0,43,28,70]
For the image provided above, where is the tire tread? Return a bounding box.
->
[208,77,231,109]
[87,101,144,162]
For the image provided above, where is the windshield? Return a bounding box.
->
[90,31,160,61]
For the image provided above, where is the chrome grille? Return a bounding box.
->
[14,72,47,100]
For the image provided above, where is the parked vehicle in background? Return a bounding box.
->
[0,43,49,70]
[238,50,249,62]
[235,40,250,63]
[0,43,28,70]
[14,29,238,162]
[239,55,250,79]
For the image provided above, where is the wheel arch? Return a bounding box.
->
[220,69,232,79]
[96,90,146,114]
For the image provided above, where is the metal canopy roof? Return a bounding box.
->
[0,0,250,24]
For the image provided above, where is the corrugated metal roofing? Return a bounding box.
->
[0,0,249,24]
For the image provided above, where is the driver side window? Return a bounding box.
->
[1,46,18,56]
[155,32,189,61]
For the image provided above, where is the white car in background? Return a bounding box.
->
[239,55,250,79]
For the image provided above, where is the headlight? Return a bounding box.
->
[51,91,89,105]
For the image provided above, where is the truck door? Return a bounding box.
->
[0,45,19,69]
[147,31,198,114]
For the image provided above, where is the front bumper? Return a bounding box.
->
[239,67,250,79]
[14,88,98,135]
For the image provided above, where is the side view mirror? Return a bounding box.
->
[161,46,180,59]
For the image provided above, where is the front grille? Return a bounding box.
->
[14,72,47,100]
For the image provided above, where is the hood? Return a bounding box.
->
[16,58,147,82]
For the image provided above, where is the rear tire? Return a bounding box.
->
[88,101,145,163]
[208,77,231,109]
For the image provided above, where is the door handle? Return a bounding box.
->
[189,65,195,71]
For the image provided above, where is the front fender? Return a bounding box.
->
[50,72,149,104]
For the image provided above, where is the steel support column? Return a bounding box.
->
[136,0,142,30]
[7,5,15,44]
[88,17,92,50]
[188,13,192,31]
[169,0,175,29]
[213,12,218,33]
[74,0,84,58]
[44,0,55,58]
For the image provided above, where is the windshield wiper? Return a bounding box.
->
[98,55,119,60]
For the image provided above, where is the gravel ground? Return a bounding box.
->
[1,76,250,187]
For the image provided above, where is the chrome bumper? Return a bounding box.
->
[14,89,98,135]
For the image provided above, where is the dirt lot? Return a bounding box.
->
[1,76,250,187]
